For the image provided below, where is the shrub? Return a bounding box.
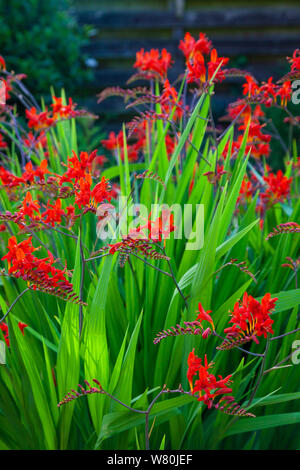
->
[0,0,92,99]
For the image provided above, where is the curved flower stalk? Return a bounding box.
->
[266,222,300,240]
[153,295,278,353]
[154,303,214,344]
[91,236,170,268]
[135,169,166,189]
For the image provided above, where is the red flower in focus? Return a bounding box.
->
[21,192,41,219]
[219,292,278,349]
[187,350,232,409]
[43,199,65,227]
[91,177,112,206]
[196,302,214,330]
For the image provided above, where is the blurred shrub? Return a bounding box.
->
[0,0,92,100]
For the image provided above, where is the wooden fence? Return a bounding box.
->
[71,0,300,122]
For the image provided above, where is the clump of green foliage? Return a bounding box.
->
[0,0,92,99]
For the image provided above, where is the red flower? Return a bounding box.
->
[90,177,112,206]
[287,49,300,71]
[26,107,54,131]
[134,48,172,78]
[1,237,83,304]
[276,81,292,107]
[21,192,41,219]
[0,321,28,347]
[18,322,28,335]
[187,350,232,408]
[0,322,9,347]
[261,170,292,205]
[196,302,214,330]
[207,48,229,82]
[43,199,65,227]
[179,32,196,59]
[220,292,278,348]
[242,75,259,98]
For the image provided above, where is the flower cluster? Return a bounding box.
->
[1,236,84,304]
[217,292,278,350]
[187,350,255,416]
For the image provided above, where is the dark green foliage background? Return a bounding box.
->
[0,0,92,100]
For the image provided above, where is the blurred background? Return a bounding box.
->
[1,0,300,164]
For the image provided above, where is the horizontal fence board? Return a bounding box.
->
[75,8,300,29]
[83,36,300,60]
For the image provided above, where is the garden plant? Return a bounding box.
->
[0,32,299,450]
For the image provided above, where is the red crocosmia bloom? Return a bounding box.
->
[0,322,9,347]
[242,75,259,98]
[33,159,50,182]
[221,292,278,348]
[0,134,7,149]
[287,49,300,71]
[187,51,206,83]
[134,48,172,78]
[237,177,255,205]
[194,33,212,56]
[60,150,98,184]
[196,302,214,330]
[2,237,81,303]
[207,48,229,82]
[276,80,292,107]
[261,170,292,205]
[51,96,79,119]
[18,322,28,335]
[187,350,232,409]
[43,199,65,227]
[26,107,54,131]
[0,321,27,347]
[21,192,41,219]
[259,77,277,106]
[0,55,6,70]
[187,348,202,391]
[0,224,6,232]
[90,177,112,206]
[75,175,92,209]
[179,32,196,59]
[22,161,36,184]
[2,236,37,272]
